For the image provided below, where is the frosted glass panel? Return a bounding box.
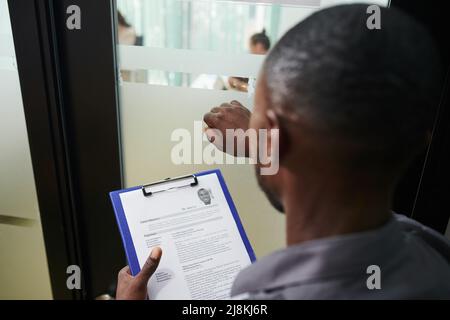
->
[0,0,52,299]
[119,46,265,78]
[0,1,39,220]
[0,223,52,299]
[118,0,389,258]
[120,83,285,257]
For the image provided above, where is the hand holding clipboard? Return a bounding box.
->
[110,169,255,300]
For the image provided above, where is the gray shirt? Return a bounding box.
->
[231,214,450,299]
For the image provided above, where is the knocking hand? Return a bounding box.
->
[203,101,252,157]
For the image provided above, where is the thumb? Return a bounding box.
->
[136,247,162,283]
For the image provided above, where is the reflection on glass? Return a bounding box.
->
[116,0,311,91]
[228,29,271,93]
[117,0,389,91]
[117,0,286,52]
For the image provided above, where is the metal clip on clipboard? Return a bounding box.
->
[142,174,198,197]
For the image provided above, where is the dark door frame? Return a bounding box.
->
[8,0,450,300]
[8,0,123,299]
[391,0,450,233]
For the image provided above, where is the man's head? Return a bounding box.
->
[250,4,441,212]
[198,188,211,205]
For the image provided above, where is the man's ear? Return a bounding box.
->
[266,110,290,163]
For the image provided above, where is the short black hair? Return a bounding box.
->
[264,4,442,171]
[251,29,271,51]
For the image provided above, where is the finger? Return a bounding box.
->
[204,112,221,128]
[205,128,216,143]
[210,107,222,113]
[136,247,162,282]
[118,265,131,279]
[205,128,224,148]
[230,100,242,106]
[220,102,234,108]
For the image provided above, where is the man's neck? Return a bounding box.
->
[282,170,393,246]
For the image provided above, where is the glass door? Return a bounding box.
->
[115,0,391,257]
[4,0,449,300]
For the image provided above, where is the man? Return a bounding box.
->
[197,188,212,205]
[250,29,271,55]
[229,30,271,92]
[117,4,450,299]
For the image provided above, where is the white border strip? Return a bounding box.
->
[119,45,265,78]
[229,0,320,6]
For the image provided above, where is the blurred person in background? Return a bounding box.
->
[118,11,136,45]
[229,29,271,92]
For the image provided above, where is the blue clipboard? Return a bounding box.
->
[109,169,256,276]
